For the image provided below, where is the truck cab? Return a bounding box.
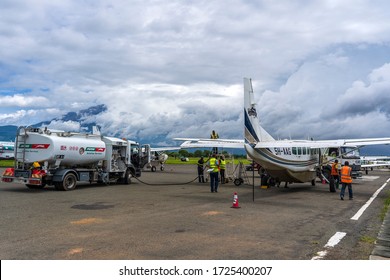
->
[322,145,362,179]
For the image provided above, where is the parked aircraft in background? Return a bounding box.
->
[139,144,181,172]
[175,78,390,187]
[0,141,14,159]
[360,156,390,174]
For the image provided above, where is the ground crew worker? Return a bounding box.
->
[210,130,219,139]
[210,130,219,154]
[340,161,353,200]
[31,161,45,178]
[331,159,340,190]
[208,154,219,192]
[219,155,226,184]
[197,156,205,183]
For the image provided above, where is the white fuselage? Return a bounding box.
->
[245,143,319,183]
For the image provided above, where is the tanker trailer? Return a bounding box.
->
[1,126,142,191]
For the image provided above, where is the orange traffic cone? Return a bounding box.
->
[231,192,241,208]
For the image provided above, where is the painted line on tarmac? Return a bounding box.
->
[351,178,390,221]
[313,178,390,260]
[312,231,347,260]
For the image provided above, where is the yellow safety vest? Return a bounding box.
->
[210,158,219,172]
[340,166,352,183]
[220,160,226,170]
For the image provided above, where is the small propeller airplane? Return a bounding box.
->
[0,141,15,159]
[92,125,180,172]
[360,155,390,174]
[139,144,181,172]
[175,78,390,187]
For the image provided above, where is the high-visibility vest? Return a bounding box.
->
[340,166,352,183]
[331,163,339,176]
[210,158,219,172]
[220,160,226,170]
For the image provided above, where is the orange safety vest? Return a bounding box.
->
[340,166,352,183]
[331,163,339,176]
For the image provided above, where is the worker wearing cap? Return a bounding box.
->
[340,161,353,200]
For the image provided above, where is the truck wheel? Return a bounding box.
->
[151,166,156,172]
[160,166,164,171]
[124,170,132,185]
[58,173,77,191]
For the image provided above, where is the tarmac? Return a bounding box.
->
[1,164,390,260]
[370,204,390,260]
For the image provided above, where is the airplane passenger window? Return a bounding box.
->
[292,147,297,155]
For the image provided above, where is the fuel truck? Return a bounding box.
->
[1,126,142,191]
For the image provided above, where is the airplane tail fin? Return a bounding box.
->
[92,126,101,135]
[244,78,274,144]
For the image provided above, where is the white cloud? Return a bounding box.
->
[0,94,49,107]
[43,120,81,132]
[0,108,62,125]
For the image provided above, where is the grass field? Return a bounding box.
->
[0,159,14,167]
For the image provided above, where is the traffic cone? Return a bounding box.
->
[231,192,241,208]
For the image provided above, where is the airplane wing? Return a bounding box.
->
[174,138,244,149]
[150,147,181,152]
[175,137,390,150]
[254,140,344,149]
[342,138,390,146]
[361,163,390,168]
[255,138,390,149]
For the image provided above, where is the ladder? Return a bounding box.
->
[14,126,28,170]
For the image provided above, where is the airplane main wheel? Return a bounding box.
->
[234,178,243,186]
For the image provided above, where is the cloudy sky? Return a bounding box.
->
[1,0,390,148]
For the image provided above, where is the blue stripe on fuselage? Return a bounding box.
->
[244,109,259,143]
[255,148,317,167]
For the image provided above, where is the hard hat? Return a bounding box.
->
[33,162,41,168]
